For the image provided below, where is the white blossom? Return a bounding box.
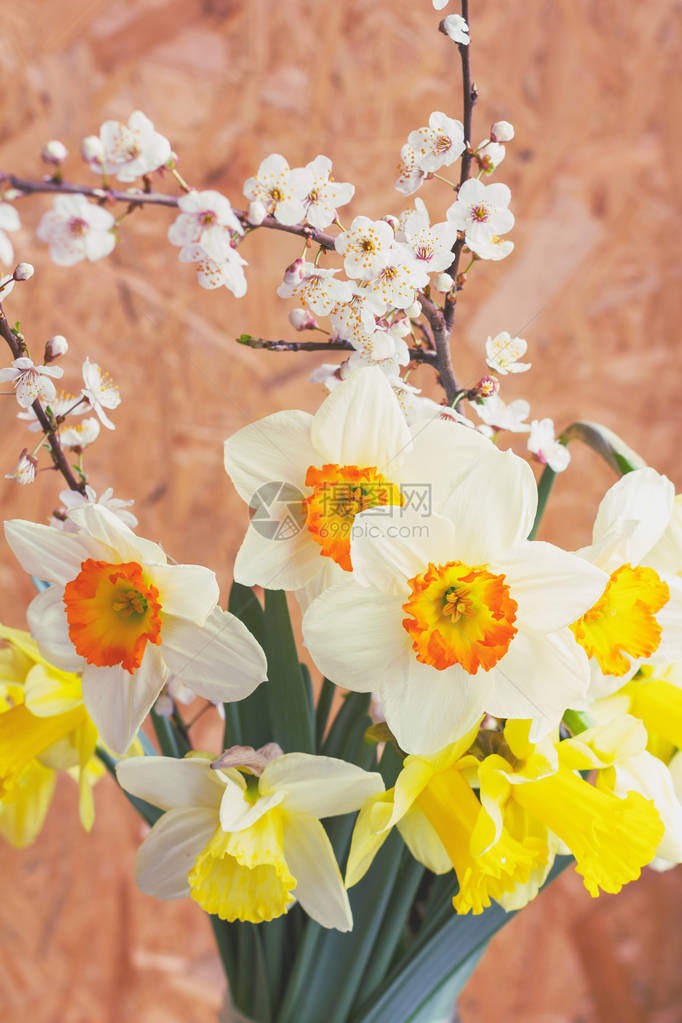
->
[59,416,101,449]
[440,14,470,45]
[491,121,515,143]
[0,203,20,267]
[81,357,120,430]
[432,271,454,292]
[288,308,318,331]
[277,263,353,316]
[409,111,465,173]
[475,395,531,433]
[17,391,82,431]
[13,262,34,281]
[528,418,571,472]
[179,239,248,297]
[0,357,63,409]
[0,274,14,298]
[335,216,395,280]
[476,139,506,174]
[300,155,355,229]
[243,154,312,226]
[42,140,68,165]
[168,190,243,250]
[466,233,514,261]
[247,200,267,226]
[59,485,138,528]
[395,143,426,196]
[485,332,531,375]
[37,195,115,266]
[403,198,458,274]
[432,0,449,8]
[362,243,429,310]
[96,111,171,182]
[446,178,514,248]
[81,135,105,167]
[5,450,37,486]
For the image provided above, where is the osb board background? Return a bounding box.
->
[1,0,681,1020]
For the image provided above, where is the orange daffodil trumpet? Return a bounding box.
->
[117,745,383,930]
[569,468,682,701]
[303,444,607,754]
[4,505,267,755]
[224,366,492,605]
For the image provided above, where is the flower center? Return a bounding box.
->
[403,560,517,672]
[360,237,376,253]
[69,217,89,236]
[199,211,216,225]
[304,463,403,571]
[570,563,669,676]
[63,559,163,673]
[470,204,489,222]
[435,133,452,153]
[269,186,284,203]
[415,243,434,262]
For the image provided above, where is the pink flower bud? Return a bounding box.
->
[13,263,34,281]
[283,257,306,285]
[44,334,68,362]
[81,135,105,165]
[477,375,499,399]
[6,450,37,486]
[288,308,317,331]
[41,140,68,166]
[247,200,267,226]
[490,120,514,142]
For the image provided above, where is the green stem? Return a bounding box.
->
[528,464,557,540]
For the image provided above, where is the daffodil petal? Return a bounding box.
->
[68,504,167,565]
[260,753,383,818]
[81,645,165,755]
[224,410,316,502]
[4,519,103,585]
[151,564,219,625]
[136,806,217,900]
[26,586,85,673]
[116,754,223,811]
[350,508,454,594]
[397,805,451,874]
[283,813,352,931]
[591,467,674,566]
[234,523,323,591]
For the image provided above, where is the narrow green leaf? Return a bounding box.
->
[150,707,186,758]
[528,464,556,540]
[561,420,646,476]
[263,589,315,753]
[320,692,371,759]
[96,749,162,826]
[315,677,336,749]
[226,582,271,750]
[260,914,286,1011]
[233,922,271,1021]
[210,915,236,988]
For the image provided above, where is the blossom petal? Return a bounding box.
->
[310,367,412,472]
[283,813,353,931]
[260,753,383,818]
[135,806,217,900]
[81,645,166,755]
[160,607,267,704]
[26,586,85,672]
[224,410,315,503]
[116,755,223,811]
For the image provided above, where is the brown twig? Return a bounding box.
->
[419,295,459,401]
[0,303,86,493]
[0,173,337,251]
[237,334,437,363]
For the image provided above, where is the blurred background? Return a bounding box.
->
[1,0,681,1019]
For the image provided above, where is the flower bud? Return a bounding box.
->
[6,450,37,486]
[405,301,422,319]
[288,308,317,331]
[13,262,34,281]
[41,140,68,166]
[44,334,68,362]
[433,272,454,292]
[490,120,514,142]
[439,14,470,44]
[247,200,267,226]
[283,257,306,285]
[477,375,500,399]
[81,135,105,165]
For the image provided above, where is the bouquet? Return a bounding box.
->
[1,2,680,1019]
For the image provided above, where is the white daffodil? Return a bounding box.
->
[80,357,121,429]
[0,356,64,409]
[4,505,267,754]
[243,154,312,227]
[300,155,355,230]
[447,179,514,249]
[403,199,458,274]
[117,746,383,930]
[0,203,20,266]
[96,111,171,182]
[409,112,465,174]
[303,445,607,754]
[168,190,244,249]
[224,366,494,601]
[335,217,396,281]
[569,468,682,700]
[485,332,530,375]
[527,418,570,472]
[395,143,426,197]
[37,195,115,267]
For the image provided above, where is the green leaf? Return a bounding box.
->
[561,420,646,476]
[315,677,336,749]
[320,691,371,759]
[150,708,187,758]
[96,749,162,826]
[233,922,271,1021]
[263,589,314,754]
[528,463,556,540]
[226,582,271,750]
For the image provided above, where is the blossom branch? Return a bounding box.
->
[0,303,86,493]
[236,333,437,363]
[419,293,459,400]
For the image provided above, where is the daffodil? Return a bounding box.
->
[303,444,606,753]
[346,722,547,915]
[477,720,664,900]
[5,505,267,755]
[117,745,383,930]
[0,624,103,846]
[224,366,492,604]
[569,468,682,699]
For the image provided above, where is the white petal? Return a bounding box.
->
[310,367,412,472]
[136,806,217,900]
[486,628,589,737]
[81,645,166,755]
[613,752,682,863]
[399,417,493,515]
[591,468,674,566]
[4,519,102,585]
[219,788,284,833]
[224,410,315,503]
[350,508,455,594]
[397,806,451,874]
[152,563,219,625]
[68,505,167,565]
[261,753,383,817]
[283,813,352,931]
[303,583,409,693]
[161,607,267,704]
[234,523,323,591]
[26,586,85,672]
[495,541,609,630]
[382,658,490,755]
[116,755,223,811]
[651,576,682,662]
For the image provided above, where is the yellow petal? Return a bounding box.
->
[0,759,56,847]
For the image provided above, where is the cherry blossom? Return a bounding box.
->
[59,417,101,449]
[466,232,514,261]
[335,216,395,280]
[17,391,82,430]
[476,139,506,174]
[243,154,312,226]
[403,198,458,273]
[168,190,243,251]
[5,450,37,485]
[475,394,531,433]
[278,263,353,316]
[81,357,120,430]
[432,0,449,8]
[0,357,63,409]
[330,292,382,348]
[485,332,531,374]
[179,239,248,297]
[42,140,68,166]
[440,14,470,45]
[363,243,429,310]
[491,121,515,142]
[59,485,137,528]
[447,178,514,248]
[37,195,115,266]
[395,143,426,196]
[94,111,171,182]
[409,111,465,173]
[528,418,571,472]
[300,155,355,229]
[0,204,20,267]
